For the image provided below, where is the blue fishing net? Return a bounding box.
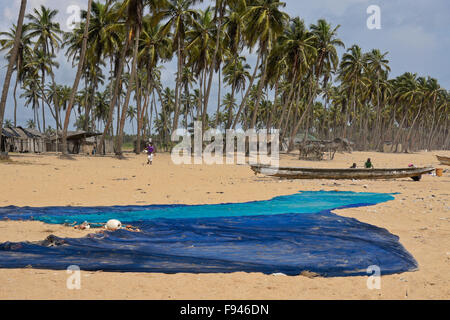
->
[0,191,418,277]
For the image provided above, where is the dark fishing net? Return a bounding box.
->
[0,191,418,276]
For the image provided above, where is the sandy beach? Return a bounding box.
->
[0,151,449,300]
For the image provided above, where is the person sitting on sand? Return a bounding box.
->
[350,163,357,168]
[365,158,374,169]
[146,142,155,165]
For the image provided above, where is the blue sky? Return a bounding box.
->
[1,0,449,133]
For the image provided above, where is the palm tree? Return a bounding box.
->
[2,0,449,154]
[391,72,420,150]
[364,48,390,147]
[0,0,27,152]
[62,0,93,155]
[26,119,36,129]
[185,7,216,132]
[97,1,136,154]
[3,119,13,128]
[27,6,62,53]
[138,19,173,145]
[156,87,175,149]
[115,0,146,156]
[287,19,343,150]
[72,1,121,132]
[21,76,42,131]
[273,17,315,136]
[93,89,110,131]
[223,54,250,129]
[242,0,289,130]
[426,78,447,148]
[203,0,228,132]
[179,66,196,128]
[161,0,199,133]
[24,49,60,131]
[338,44,367,139]
[310,19,343,86]
[127,106,137,132]
[26,5,63,131]
[0,23,32,127]
[221,92,236,129]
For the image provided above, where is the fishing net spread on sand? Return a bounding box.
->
[0,191,418,277]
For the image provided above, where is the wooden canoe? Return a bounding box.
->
[436,155,450,166]
[250,165,435,180]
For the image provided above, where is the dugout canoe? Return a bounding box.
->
[250,165,435,180]
[436,155,450,166]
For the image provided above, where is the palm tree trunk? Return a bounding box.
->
[226,84,236,130]
[267,78,279,133]
[0,0,26,152]
[214,67,222,128]
[149,92,155,136]
[197,69,203,121]
[116,26,141,156]
[288,76,318,151]
[280,88,298,142]
[277,55,299,131]
[184,80,190,128]
[98,24,131,155]
[62,0,93,155]
[232,50,262,129]
[41,71,46,131]
[392,108,407,152]
[201,55,209,133]
[35,103,41,132]
[405,106,422,151]
[428,112,444,150]
[13,74,19,127]
[172,36,183,132]
[135,69,143,154]
[205,3,224,129]
[250,49,268,129]
[277,70,297,131]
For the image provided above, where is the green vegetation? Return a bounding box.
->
[1,0,448,155]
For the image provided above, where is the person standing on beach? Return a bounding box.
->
[365,158,374,168]
[146,142,155,165]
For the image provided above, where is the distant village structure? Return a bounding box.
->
[1,127,114,155]
[1,127,46,153]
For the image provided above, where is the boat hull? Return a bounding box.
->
[436,155,450,166]
[251,165,435,180]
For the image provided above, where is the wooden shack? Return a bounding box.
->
[47,131,105,154]
[1,128,18,153]
[0,127,46,153]
[21,127,46,153]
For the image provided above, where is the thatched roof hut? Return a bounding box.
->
[1,127,46,153]
[47,131,103,154]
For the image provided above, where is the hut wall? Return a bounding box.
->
[34,139,46,153]
[96,139,114,154]
[81,143,94,155]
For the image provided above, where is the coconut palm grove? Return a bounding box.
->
[0,0,449,156]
